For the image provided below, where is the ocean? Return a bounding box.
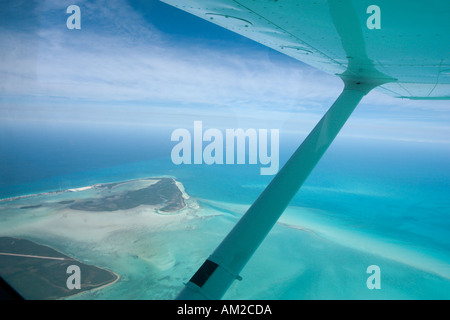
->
[0,120,449,299]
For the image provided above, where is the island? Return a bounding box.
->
[2,177,187,215]
[68,177,186,213]
[0,237,119,300]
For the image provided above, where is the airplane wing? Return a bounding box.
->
[161,0,450,99]
[160,0,450,300]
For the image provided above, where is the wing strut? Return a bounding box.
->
[176,78,379,300]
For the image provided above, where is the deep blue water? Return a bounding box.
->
[6,122,449,210]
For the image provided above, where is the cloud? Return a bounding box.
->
[0,1,343,111]
[1,29,341,107]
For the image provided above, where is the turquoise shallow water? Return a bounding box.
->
[0,123,449,299]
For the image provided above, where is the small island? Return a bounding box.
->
[0,237,119,300]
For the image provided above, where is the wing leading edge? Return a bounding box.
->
[161,0,450,99]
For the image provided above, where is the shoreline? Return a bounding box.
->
[62,269,121,300]
[0,236,121,300]
[0,184,102,203]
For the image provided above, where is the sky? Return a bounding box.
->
[0,0,449,144]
